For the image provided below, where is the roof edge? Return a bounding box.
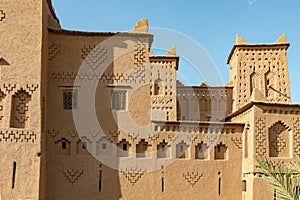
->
[226,101,300,120]
[152,120,245,126]
[227,43,290,64]
[48,28,154,38]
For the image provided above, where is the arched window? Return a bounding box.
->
[117,139,130,157]
[77,137,91,155]
[157,140,169,158]
[136,139,150,158]
[10,89,31,128]
[176,140,189,159]
[214,143,227,160]
[97,137,112,156]
[265,71,275,99]
[195,142,208,159]
[154,78,163,95]
[55,138,71,156]
[269,122,290,157]
[250,72,258,95]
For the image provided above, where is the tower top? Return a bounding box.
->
[227,34,289,64]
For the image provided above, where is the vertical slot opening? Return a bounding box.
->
[99,170,102,192]
[218,177,221,196]
[162,177,164,192]
[12,162,16,189]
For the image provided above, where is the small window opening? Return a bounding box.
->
[82,141,87,149]
[123,143,127,151]
[62,141,67,150]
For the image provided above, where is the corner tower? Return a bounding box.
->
[227,34,290,112]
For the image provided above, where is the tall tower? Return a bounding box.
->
[227,34,290,111]
[0,0,58,199]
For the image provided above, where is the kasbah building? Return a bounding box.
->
[0,0,299,200]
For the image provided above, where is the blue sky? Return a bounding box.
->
[52,0,300,103]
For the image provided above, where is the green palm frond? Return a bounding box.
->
[255,158,298,200]
[287,160,300,177]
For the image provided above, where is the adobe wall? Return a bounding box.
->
[0,0,44,199]
[177,86,233,121]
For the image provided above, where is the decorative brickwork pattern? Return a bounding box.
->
[121,167,146,186]
[26,84,39,94]
[48,42,61,61]
[3,83,16,94]
[255,118,267,156]
[48,129,59,140]
[231,136,243,149]
[48,129,79,142]
[0,10,5,21]
[0,89,6,122]
[10,89,31,128]
[0,130,36,143]
[109,130,120,140]
[85,45,107,70]
[134,40,147,67]
[207,133,219,146]
[51,71,145,84]
[293,118,300,157]
[62,169,84,185]
[81,45,96,59]
[50,39,147,83]
[183,172,203,187]
[151,96,173,107]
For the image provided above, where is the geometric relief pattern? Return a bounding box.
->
[255,118,267,156]
[47,129,79,142]
[50,70,144,84]
[293,118,300,157]
[10,89,31,128]
[3,83,16,94]
[133,39,147,83]
[269,122,289,157]
[62,169,84,185]
[81,44,96,59]
[183,172,203,187]
[84,45,107,71]
[0,10,6,21]
[48,42,61,61]
[121,167,146,186]
[0,130,36,143]
[26,84,39,94]
[0,89,6,122]
[51,40,146,84]
[231,136,243,149]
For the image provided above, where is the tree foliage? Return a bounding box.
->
[255,158,300,200]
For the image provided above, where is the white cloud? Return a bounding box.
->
[247,0,257,5]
